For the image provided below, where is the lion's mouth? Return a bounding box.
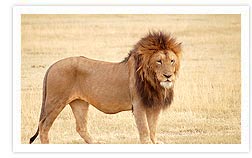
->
[160,80,173,88]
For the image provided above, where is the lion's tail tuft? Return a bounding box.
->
[29,128,39,144]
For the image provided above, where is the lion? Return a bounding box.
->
[29,31,182,144]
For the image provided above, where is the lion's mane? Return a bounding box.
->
[124,32,182,109]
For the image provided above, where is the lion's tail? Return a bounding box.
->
[29,67,50,144]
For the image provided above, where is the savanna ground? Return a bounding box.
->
[21,14,241,144]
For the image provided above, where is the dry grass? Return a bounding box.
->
[21,14,241,144]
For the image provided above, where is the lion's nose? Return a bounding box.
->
[163,74,172,79]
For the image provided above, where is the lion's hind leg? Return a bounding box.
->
[70,99,101,144]
[39,104,66,144]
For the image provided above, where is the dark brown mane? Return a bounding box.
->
[122,31,181,63]
[125,31,182,109]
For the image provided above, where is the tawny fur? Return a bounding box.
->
[29,31,182,144]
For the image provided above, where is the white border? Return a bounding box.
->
[240,6,250,148]
[13,6,250,153]
[14,5,248,14]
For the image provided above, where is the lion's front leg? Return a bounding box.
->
[146,108,163,144]
[133,104,152,144]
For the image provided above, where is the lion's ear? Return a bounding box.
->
[136,50,144,55]
[173,42,182,59]
[178,42,182,47]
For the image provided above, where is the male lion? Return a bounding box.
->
[29,31,182,144]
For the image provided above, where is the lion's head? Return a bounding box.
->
[125,31,182,109]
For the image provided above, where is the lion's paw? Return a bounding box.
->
[155,141,164,144]
[93,140,105,144]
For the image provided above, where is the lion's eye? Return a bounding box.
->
[171,59,175,64]
[156,60,162,65]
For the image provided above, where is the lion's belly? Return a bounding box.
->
[81,86,132,114]
[89,100,132,114]
[79,82,132,114]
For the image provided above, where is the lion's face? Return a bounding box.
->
[149,50,179,89]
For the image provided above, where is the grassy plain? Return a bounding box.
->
[21,14,241,144]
